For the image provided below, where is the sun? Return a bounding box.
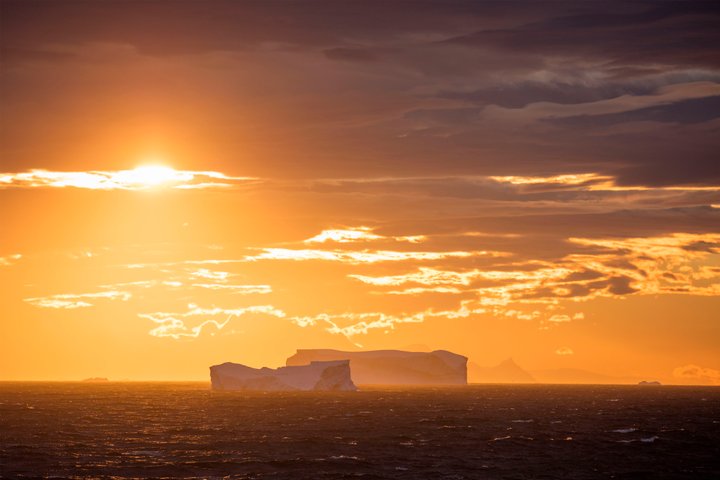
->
[131,165,177,185]
[119,164,181,188]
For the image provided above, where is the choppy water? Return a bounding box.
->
[1,383,719,479]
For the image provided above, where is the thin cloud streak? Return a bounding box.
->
[304,226,426,244]
[25,290,132,309]
[0,167,258,190]
[140,304,286,339]
[0,254,22,267]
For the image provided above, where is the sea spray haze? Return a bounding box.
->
[1,383,719,479]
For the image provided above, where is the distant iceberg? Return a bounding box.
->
[210,360,356,391]
[286,349,467,385]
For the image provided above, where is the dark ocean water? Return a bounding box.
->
[1,383,719,479]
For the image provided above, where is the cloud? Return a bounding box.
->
[490,173,609,187]
[444,2,720,69]
[0,167,258,190]
[672,364,720,385]
[17,227,720,342]
[438,73,720,109]
[190,284,272,294]
[0,254,22,267]
[324,47,383,63]
[246,247,498,264]
[349,266,482,287]
[189,268,232,281]
[304,226,425,244]
[304,226,383,243]
[2,1,719,189]
[291,301,486,339]
[336,231,719,330]
[555,347,574,355]
[547,95,720,128]
[140,304,286,339]
[303,175,720,210]
[25,290,131,309]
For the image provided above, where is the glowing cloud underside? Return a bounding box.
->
[304,226,426,244]
[18,227,720,341]
[489,174,720,191]
[0,167,257,190]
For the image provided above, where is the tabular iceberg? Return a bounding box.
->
[286,349,468,385]
[210,360,357,391]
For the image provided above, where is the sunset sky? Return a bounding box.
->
[1,0,719,383]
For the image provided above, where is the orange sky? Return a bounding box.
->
[1,1,719,384]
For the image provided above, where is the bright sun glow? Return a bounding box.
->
[122,165,181,187]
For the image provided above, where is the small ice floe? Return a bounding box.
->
[329,455,361,460]
[511,419,534,423]
[612,428,638,433]
[489,435,512,442]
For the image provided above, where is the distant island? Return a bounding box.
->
[638,380,662,385]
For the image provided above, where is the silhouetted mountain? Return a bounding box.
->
[468,358,535,383]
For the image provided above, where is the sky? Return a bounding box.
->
[1,0,719,383]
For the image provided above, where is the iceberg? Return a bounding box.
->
[286,349,467,385]
[210,360,357,391]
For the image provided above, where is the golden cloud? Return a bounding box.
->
[0,167,257,190]
[140,304,286,339]
[25,290,132,309]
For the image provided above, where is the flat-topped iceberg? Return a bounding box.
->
[286,349,467,385]
[210,360,356,391]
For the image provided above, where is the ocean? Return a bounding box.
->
[1,383,718,479]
